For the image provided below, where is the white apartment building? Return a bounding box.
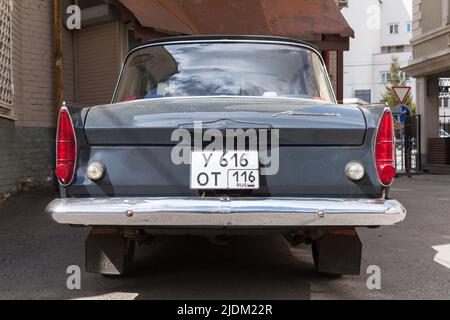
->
[342,0,415,104]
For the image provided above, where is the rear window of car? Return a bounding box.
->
[114,42,335,103]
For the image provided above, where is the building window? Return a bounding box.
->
[389,23,399,34]
[355,90,372,104]
[406,22,412,33]
[381,72,391,84]
[0,0,13,115]
[401,72,412,82]
[382,45,407,54]
[382,71,411,84]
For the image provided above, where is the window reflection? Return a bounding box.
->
[115,42,334,103]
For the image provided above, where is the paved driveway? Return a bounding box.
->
[0,175,449,300]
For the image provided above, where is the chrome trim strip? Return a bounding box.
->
[47,197,406,227]
[110,95,334,106]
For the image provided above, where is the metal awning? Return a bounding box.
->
[118,0,354,45]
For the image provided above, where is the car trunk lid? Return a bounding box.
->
[84,98,367,146]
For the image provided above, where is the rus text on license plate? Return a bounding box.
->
[190,151,260,190]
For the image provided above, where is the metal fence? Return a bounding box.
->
[393,114,450,174]
[440,115,450,136]
[393,114,421,174]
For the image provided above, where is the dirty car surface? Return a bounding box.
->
[46,36,406,276]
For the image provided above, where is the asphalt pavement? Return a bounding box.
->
[0,175,449,300]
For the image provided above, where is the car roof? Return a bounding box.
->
[132,35,319,52]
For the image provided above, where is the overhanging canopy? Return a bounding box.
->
[118,0,354,47]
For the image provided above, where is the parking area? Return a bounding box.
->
[0,175,449,300]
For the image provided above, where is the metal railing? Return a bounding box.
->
[393,114,421,174]
[440,115,450,136]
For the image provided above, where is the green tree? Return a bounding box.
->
[381,56,416,113]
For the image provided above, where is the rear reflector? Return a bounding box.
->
[56,108,77,185]
[375,109,396,186]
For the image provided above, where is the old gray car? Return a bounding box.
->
[46,36,406,277]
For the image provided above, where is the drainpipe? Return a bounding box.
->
[73,0,78,102]
[54,0,64,119]
[336,50,344,104]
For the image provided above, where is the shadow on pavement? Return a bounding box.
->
[0,188,337,300]
[2,175,450,300]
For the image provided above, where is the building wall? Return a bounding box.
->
[405,0,450,166]
[1,0,130,195]
[410,0,450,66]
[342,0,415,104]
[380,0,413,47]
[62,0,76,104]
[420,0,443,34]
[76,21,125,105]
[413,32,450,61]
[342,0,381,102]
[371,51,416,105]
[0,0,55,195]
[61,2,128,106]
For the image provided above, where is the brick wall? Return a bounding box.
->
[0,0,55,196]
[0,121,54,194]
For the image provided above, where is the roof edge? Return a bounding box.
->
[134,35,319,52]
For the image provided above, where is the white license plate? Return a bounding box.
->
[191,151,260,190]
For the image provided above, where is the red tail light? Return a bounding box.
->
[375,109,396,186]
[56,108,77,185]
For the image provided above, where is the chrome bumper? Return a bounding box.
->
[46,197,406,227]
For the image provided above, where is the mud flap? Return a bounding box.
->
[86,231,134,276]
[313,230,362,276]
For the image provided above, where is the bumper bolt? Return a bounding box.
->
[317,210,326,218]
[126,210,134,218]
